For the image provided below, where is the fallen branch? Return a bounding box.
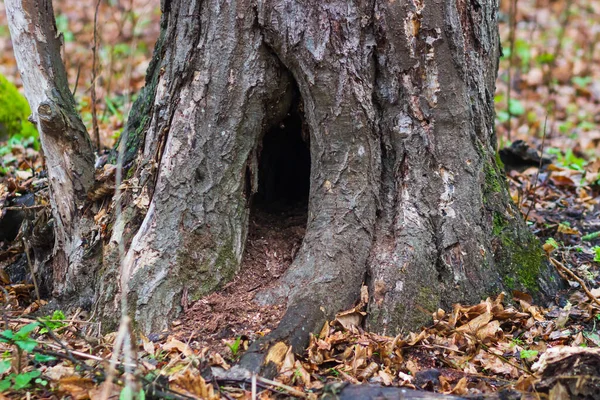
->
[549,257,600,308]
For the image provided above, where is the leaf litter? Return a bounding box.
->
[1,0,600,398]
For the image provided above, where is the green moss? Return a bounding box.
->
[504,276,515,290]
[176,233,239,302]
[512,242,543,291]
[495,151,505,171]
[416,286,440,313]
[389,286,439,333]
[0,74,38,142]
[492,212,507,236]
[484,161,504,194]
[492,214,543,293]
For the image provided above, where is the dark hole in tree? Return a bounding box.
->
[239,91,309,289]
[254,98,310,213]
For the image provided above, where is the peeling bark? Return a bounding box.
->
[366,0,558,335]
[8,0,560,369]
[98,0,295,332]
[5,0,96,301]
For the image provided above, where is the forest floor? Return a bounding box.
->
[1,0,600,398]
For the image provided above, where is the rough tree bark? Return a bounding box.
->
[5,0,96,302]
[7,0,560,373]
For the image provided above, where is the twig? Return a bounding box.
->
[2,205,47,211]
[91,0,102,150]
[550,257,600,308]
[505,0,518,145]
[22,239,41,305]
[524,114,548,224]
[72,63,82,97]
[99,316,132,400]
[256,376,307,398]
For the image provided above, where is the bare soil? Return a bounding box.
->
[174,204,307,354]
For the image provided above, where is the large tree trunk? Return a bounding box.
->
[7,0,560,372]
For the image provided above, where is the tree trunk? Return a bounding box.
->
[7,0,560,372]
[5,0,97,303]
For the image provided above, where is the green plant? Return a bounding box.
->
[546,148,586,171]
[119,386,146,400]
[592,246,600,263]
[0,323,48,392]
[0,323,39,353]
[519,349,539,360]
[39,310,67,334]
[0,361,41,391]
[54,14,74,43]
[545,238,560,250]
[226,337,242,358]
[510,337,524,347]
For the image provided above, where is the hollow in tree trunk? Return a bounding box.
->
[6,0,560,374]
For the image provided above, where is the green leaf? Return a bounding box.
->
[15,338,37,352]
[0,378,11,392]
[17,323,39,337]
[572,76,592,87]
[582,231,600,241]
[120,386,134,400]
[35,377,48,386]
[0,360,10,375]
[520,349,539,359]
[496,110,510,123]
[592,246,600,263]
[536,53,554,64]
[34,354,57,363]
[0,331,14,342]
[13,370,40,390]
[508,99,525,116]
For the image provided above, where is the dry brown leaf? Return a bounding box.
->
[140,333,155,355]
[162,337,193,357]
[208,352,230,369]
[58,376,96,400]
[358,362,379,381]
[334,307,365,330]
[45,364,75,381]
[476,319,501,341]
[449,377,469,395]
[170,370,219,400]
[456,311,492,334]
[549,383,570,400]
[378,369,394,386]
[265,341,288,368]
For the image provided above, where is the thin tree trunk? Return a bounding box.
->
[5,0,96,302]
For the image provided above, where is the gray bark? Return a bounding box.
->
[5,0,96,301]
[7,0,560,370]
[365,0,556,334]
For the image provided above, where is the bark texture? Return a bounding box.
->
[99,0,296,332]
[365,0,558,334]
[5,0,96,301]
[106,0,559,348]
[8,0,560,367]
